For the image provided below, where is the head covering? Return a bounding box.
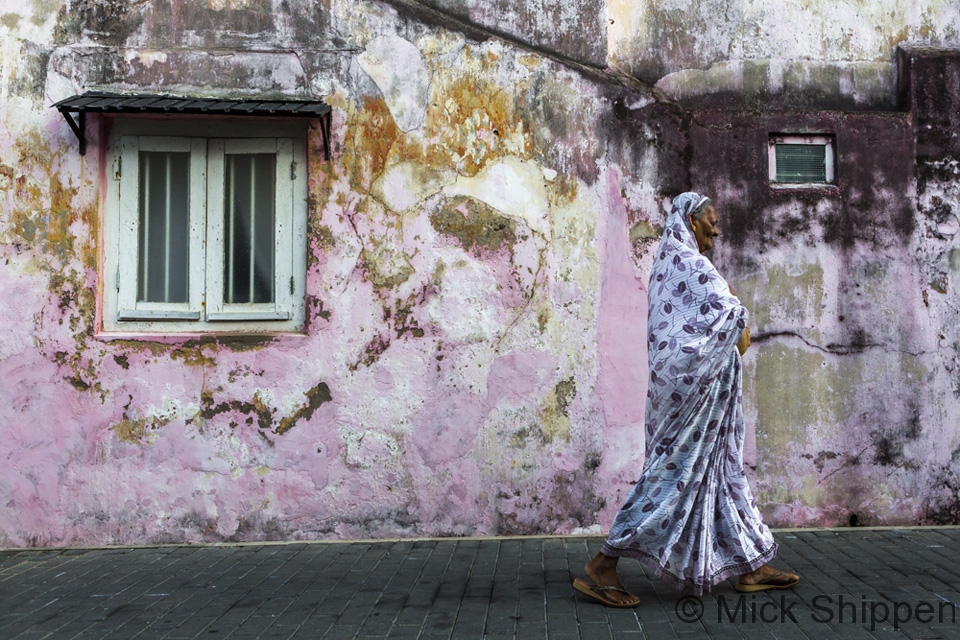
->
[670,192,712,243]
[661,192,710,254]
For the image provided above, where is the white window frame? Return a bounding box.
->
[768,134,835,187]
[102,119,308,334]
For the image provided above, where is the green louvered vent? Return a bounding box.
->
[775,143,827,183]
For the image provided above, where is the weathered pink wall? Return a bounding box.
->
[1,0,960,547]
[0,0,669,546]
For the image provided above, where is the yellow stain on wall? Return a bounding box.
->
[113,414,171,446]
[738,262,826,332]
[416,75,530,176]
[9,177,79,266]
[751,344,850,458]
[339,95,401,192]
[538,391,571,444]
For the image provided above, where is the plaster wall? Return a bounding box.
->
[2,0,960,547]
[609,0,960,110]
[683,109,931,526]
[0,0,669,546]
[412,0,608,67]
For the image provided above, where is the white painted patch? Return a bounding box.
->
[339,427,400,470]
[371,161,454,212]
[541,167,558,182]
[766,59,787,93]
[655,60,745,99]
[937,214,960,237]
[124,50,168,68]
[570,524,603,535]
[208,0,258,9]
[147,398,195,423]
[427,254,504,343]
[444,157,550,235]
[358,35,431,132]
[625,95,655,110]
[442,342,495,397]
[336,339,430,446]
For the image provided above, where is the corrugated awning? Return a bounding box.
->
[52,91,332,158]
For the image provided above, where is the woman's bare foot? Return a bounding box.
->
[736,564,800,592]
[577,552,640,606]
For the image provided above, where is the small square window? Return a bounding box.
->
[103,120,308,333]
[768,134,835,186]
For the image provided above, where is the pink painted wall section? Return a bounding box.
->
[597,170,648,431]
[594,169,650,516]
[0,1,668,546]
[2,0,960,547]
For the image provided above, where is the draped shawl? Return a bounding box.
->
[600,195,778,595]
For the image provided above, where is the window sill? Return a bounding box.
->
[118,309,202,321]
[93,330,309,344]
[769,183,841,194]
[206,311,291,321]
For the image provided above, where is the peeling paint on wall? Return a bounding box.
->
[609,0,960,89]
[358,34,430,132]
[2,0,960,547]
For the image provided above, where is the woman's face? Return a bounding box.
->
[689,204,719,253]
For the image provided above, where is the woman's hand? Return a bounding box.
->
[737,327,751,356]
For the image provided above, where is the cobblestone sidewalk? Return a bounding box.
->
[2,528,960,639]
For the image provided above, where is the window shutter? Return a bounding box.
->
[775,144,827,183]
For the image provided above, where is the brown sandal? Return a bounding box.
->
[573,577,641,607]
[735,571,800,592]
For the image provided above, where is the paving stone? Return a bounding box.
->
[574,596,610,624]
[321,623,361,639]
[482,612,517,635]
[384,624,422,639]
[391,605,430,628]
[3,530,960,639]
[515,621,548,639]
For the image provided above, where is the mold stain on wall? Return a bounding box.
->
[5,0,960,547]
[429,195,516,255]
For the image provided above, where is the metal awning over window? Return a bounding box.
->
[53,91,332,159]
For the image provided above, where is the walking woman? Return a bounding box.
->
[574,193,799,606]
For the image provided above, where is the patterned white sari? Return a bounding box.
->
[601,194,778,595]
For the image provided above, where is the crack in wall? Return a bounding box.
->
[752,329,932,357]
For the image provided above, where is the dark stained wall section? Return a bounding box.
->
[418,0,607,66]
[901,47,960,199]
[687,111,913,253]
[54,0,337,49]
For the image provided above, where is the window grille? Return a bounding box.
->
[769,135,835,186]
[137,151,191,304]
[224,153,277,305]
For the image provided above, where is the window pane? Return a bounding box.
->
[224,154,276,304]
[138,151,190,303]
[775,144,827,183]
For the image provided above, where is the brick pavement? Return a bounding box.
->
[2,528,960,639]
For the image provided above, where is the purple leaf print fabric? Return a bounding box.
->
[600,198,777,595]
